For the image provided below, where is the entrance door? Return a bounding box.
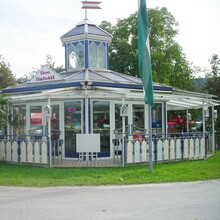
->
[64,101,82,158]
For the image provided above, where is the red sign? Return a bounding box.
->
[31,113,42,124]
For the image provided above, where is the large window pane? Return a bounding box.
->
[133,105,144,133]
[89,42,97,68]
[64,101,81,156]
[30,106,42,139]
[12,105,26,135]
[152,103,162,133]
[97,43,106,68]
[93,101,110,154]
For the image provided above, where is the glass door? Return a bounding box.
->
[92,101,110,157]
[29,106,43,141]
[64,101,82,157]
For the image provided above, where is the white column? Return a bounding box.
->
[212,105,215,153]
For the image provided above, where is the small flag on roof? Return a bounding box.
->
[82,1,101,9]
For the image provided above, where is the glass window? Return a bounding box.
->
[30,106,42,138]
[152,103,162,133]
[67,42,84,69]
[93,101,110,154]
[133,105,144,133]
[12,105,26,135]
[89,42,97,68]
[51,105,60,140]
[89,41,107,69]
[97,43,106,68]
[76,43,84,68]
[64,101,81,157]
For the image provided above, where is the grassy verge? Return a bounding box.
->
[0,150,219,187]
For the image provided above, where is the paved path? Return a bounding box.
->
[0,180,219,220]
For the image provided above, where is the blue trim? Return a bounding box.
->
[91,82,173,91]
[65,152,79,158]
[85,40,89,68]
[2,82,82,93]
[98,151,110,157]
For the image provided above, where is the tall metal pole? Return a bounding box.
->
[148,104,153,172]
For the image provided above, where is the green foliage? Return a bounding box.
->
[45,55,65,73]
[0,150,219,187]
[0,94,8,131]
[204,54,220,134]
[0,55,16,89]
[99,7,193,90]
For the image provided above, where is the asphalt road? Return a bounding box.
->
[0,180,219,220]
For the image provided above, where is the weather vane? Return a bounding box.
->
[82,1,102,19]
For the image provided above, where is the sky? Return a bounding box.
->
[0,0,220,78]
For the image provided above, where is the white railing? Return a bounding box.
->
[125,133,209,164]
[0,138,49,164]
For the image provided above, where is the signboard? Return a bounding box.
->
[68,106,76,113]
[29,65,63,83]
[76,134,100,153]
[30,113,42,125]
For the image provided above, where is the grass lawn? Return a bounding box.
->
[0,150,219,187]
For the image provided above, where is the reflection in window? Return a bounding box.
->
[51,105,60,140]
[67,42,84,69]
[89,42,97,68]
[133,105,144,133]
[89,41,107,69]
[30,106,42,138]
[64,101,81,157]
[152,103,162,133]
[97,43,106,68]
[12,105,26,135]
[93,101,110,153]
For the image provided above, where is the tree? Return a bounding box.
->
[99,7,193,90]
[0,55,16,89]
[204,54,220,135]
[205,54,220,97]
[45,55,65,73]
[0,94,8,133]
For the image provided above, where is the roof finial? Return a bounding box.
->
[81,1,102,19]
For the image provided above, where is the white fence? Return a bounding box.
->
[125,134,207,164]
[0,139,48,164]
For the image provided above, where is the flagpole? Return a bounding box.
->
[85,0,88,19]
[148,104,153,172]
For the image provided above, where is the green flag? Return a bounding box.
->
[138,0,154,106]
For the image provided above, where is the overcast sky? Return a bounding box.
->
[0,0,220,78]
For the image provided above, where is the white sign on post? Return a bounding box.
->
[76,134,100,153]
